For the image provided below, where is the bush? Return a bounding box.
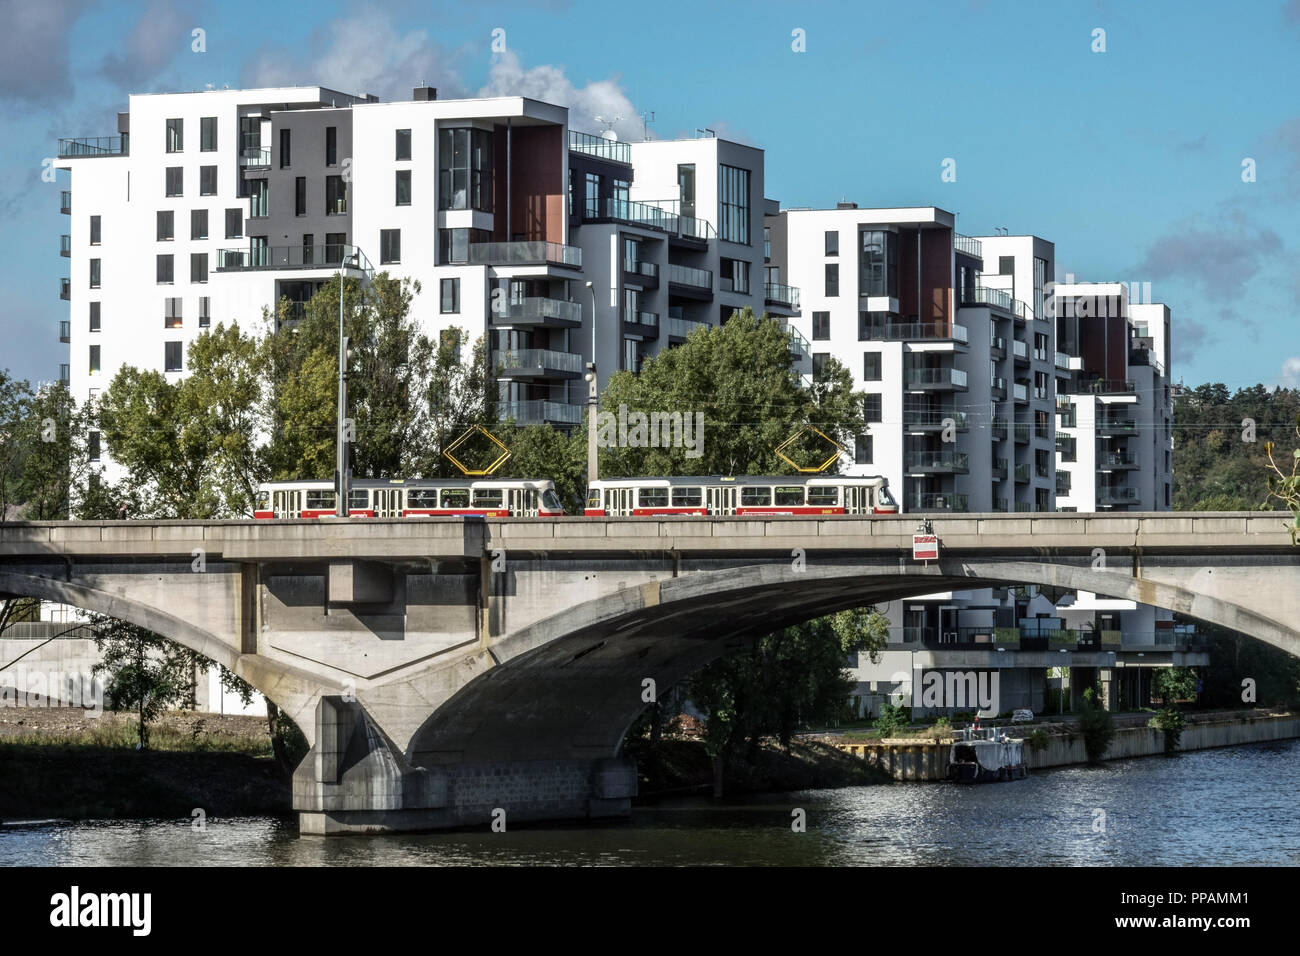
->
[1077,686,1115,764]
[1026,729,1050,752]
[929,716,952,737]
[1150,706,1185,753]
[875,698,911,738]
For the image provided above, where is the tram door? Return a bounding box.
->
[273,489,301,519]
[373,488,402,517]
[706,486,736,515]
[507,488,536,516]
[844,485,868,515]
[605,487,635,516]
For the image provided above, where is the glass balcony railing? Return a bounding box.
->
[1013,339,1028,359]
[496,400,583,426]
[859,322,966,342]
[1013,382,1028,401]
[964,284,1013,312]
[1056,473,1072,493]
[604,198,677,231]
[1015,502,1033,512]
[60,190,71,214]
[780,321,810,358]
[954,234,983,258]
[907,492,969,512]
[568,129,631,164]
[1064,378,1136,395]
[905,367,967,388]
[991,419,1008,440]
[991,376,1007,398]
[1098,417,1137,435]
[992,456,1008,477]
[491,297,582,326]
[216,244,374,274]
[1014,422,1031,443]
[667,263,713,290]
[669,317,709,339]
[240,147,271,166]
[58,136,128,158]
[1099,452,1139,468]
[677,214,716,241]
[905,451,969,473]
[1014,463,1030,482]
[904,410,969,430]
[624,259,659,279]
[469,241,582,268]
[764,283,800,308]
[59,278,70,300]
[493,348,584,375]
[625,310,659,328]
[993,497,1009,512]
[1099,485,1139,503]
[1055,351,1070,369]
[58,320,70,343]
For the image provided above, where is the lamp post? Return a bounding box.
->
[585,280,598,484]
[335,263,350,518]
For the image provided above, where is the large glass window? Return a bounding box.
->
[89,258,101,288]
[825,263,839,297]
[1033,256,1047,319]
[165,167,183,197]
[191,209,207,240]
[89,302,100,332]
[295,177,306,216]
[812,311,830,340]
[863,352,882,381]
[224,208,243,239]
[718,164,750,244]
[165,341,183,372]
[584,172,600,218]
[279,128,291,168]
[678,164,695,218]
[166,118,183,153]
[440,278,459,313]
[190,252,208,283]
[156,254,174,284]
[864,393,882,422]
[156,210,174,241]
[438,127,493,212]
[326,176,346,215]
[395,128,412,161]
[825,230,838,256]
[89,215,101,245]
[859,230,899,298]
[380,228,401,264]
[248,178,268,217]
[199,165,217,196]
[325,126,337,166]
[395,169,411,206]
[200,116,217,151]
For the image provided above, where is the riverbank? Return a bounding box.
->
[820,707,1299,780]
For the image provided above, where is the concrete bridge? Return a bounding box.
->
[1,512,1297,833]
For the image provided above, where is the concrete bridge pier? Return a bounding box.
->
[293,696,637,835]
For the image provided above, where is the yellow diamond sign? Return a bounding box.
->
[442,425,512,476]
[774,425,846,473]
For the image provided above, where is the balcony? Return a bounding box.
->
[782,322,810,360]
[669,317,709,341]
[216,244,374,274]
[497,399,583,427]
[59,278,70,300]
[1099,485,1139,504]
[240,147,271,167]
[764,282,800,310]
[1015,501,1032,512]
[1099,451,1139,470]
[58,320,70,343]
[1098,417,1137,437]
[905,367,967,390]
[991,336,1006,358]
[469,241,582,269]
[1014,463,1030,483]
[905,450,969,474]
[491,297,582,329]
[1013,422,1030,444]
[907,492,969,512]
[1063,378,1136,395]
[623,259,659,289]
[963,284,1013,313]
[667,263,714,297]
[991,376,1007,400]
[60,191,71,214]
[859,321,967,343]
[991,419,1008,441]
[1056,472,1071,494]
[904,410,969,432]
[602,198,678,232]
[58,136,128,158]
[675,214,715,244]
[993,498,1008,512]
[1054,351,1070,370]
[58,364,69,386]
[954,234,983,259]
[60,235,71,257]
[992,457,1008,479]
[624,310,660,339]
[1012,339,1029,363]
[493,348,583,379]
[1013,382,1028,403]
[568,129,631,164]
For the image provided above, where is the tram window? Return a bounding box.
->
[349,488,369,510]
[638,487,669,508]
[543,489,564,512]
[440,488,470,509]
[256,490,270,511]
[407,489,437,508]
[305,490,336,510]
[877,485,897,507]
[775,486,805,506]
[586,487,601,509]
[473,488,503,507]
[672,487,703,507]
[807,485,839,506]
[740,486,771,506]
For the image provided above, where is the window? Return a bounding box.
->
[156,254,174,284]
[775,486,805,506]
[612,178,629,208]
[740,486,771,506]
[584,172,600,218]
[248,178,267,217]
[395,128,411,160]
[438,127,493,211]
[225,208,243,239]
[720,258,749,294]
[812,311,830,340]
[200,116,217,152]
[440,278,460,314]
[165,297,183,328]
[199,296,210,328]
[279,128,290,168]
[295,177,306,216]
[763,225,771,261]
[325,126,337,166]
[999,255,1014,276]
[326,176,346,215]
[239,116,260,152]
[200,165,217,196]
[165,167,183,197]
[191,209,208,240]
[863,352,882,381]
[678,164,696,218]
[395,169,411,206]
[472,488,503,507]
[638,487,669,508]
[855,434,873,464]
[190,253,208,283]
[89,302,101,332]
[672,487,703,508]
[718,164,750,244]
[164,341,183,373]
[88,344,100,374]
[89,215,101,245]
[860,230,899,297]
[88,431,101,462]
[380,228,401,264]
[301,234,314,265]
[437,227,488,265]
[807,485,839,506]
[825,263,839,297]
[825,230,838,256]
[325,233,346,263]
[439,488,470,509]
[864,393,882,423]
[166,118,183,153]
[157,210,174,241]
[812,353,829,380]
[89,258,101,288]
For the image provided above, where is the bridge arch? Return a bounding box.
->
[407,554,1300,768]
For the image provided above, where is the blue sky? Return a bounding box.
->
[2,0,1298,391]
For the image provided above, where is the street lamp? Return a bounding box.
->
[335,261,351,518]
[585,281,598,484]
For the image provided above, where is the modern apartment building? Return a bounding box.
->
[56,85,780,445]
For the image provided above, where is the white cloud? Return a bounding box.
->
[99,0,190,90]
[479,50,644,141]
[1281,357,1300,388]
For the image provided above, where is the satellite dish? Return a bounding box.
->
[600,129,618,141]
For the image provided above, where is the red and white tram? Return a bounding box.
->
[583,475,898,517]
[254,478,566,519]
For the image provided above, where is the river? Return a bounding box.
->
[3,740,1298,866]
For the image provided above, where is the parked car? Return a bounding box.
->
[1011,709,1034,723]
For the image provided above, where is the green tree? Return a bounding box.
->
[1077,685,1115,764]
[1264,415,1300,542]
[1150,666,1198,753]
[91,616,206,749]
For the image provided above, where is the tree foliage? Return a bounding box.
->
[1077,685,1115,764]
